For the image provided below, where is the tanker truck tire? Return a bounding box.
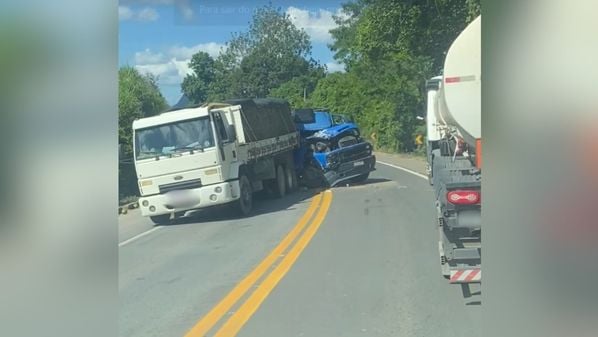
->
[235,175,253,216]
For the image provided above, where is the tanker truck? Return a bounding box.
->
[132,98,299,224]
[425,16,481,289]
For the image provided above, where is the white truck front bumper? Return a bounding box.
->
[138,180,241,217]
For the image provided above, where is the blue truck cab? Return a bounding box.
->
[294,110,376,186]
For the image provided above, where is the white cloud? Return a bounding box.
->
[119,6,133,21]
[133,43,226,87]
[137,7,160,22]
[134,49,165,64]
[136,62,173,80]
[119,5,160,22]
[120,0,194,20]
[286,7,348,43]
[172,59,192,78]
[136,59,189,85]
[169,42,225,59]
[326,61,345,73]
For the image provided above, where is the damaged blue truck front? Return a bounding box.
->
[295,110,376,187]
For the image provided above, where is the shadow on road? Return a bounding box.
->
[161,177,393,226]
[466,301,481,306]
[166,187,323,226]
[333,177,392,188]
[461,285,482,305]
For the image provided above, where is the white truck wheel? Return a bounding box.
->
[285,165,298,192]
[274,165,286,198]
[235,175,253,216]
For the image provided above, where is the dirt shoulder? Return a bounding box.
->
[374,151,427,175]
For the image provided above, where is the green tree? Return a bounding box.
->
[323,0,478,152]
[118,66,168,198]
[331,0,474,73]
[309,70,408,151]
[309,72,366,119]
[119,66,167,155]
[466,0,481,21]
[188,5,318,100]
[181,51,215,104]
[268,60,325,107]
[269,76,311,108]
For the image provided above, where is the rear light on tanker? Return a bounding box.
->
[447,190,480,205]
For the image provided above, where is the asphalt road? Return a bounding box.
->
[119,163,481,337]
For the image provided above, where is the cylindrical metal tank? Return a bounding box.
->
[436,16,481,148]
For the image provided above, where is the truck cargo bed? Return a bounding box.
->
[238,132,299,162]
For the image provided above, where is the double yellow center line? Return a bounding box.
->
[184,190,334,337]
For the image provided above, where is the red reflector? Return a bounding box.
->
[475,138,482,169]
[447,190,480,205]
[445,77,461,83]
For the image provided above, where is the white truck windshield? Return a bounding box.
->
[135,117,215,160]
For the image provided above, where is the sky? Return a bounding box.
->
[118,0,347,105]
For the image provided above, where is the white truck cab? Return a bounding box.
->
[133,104,242,223]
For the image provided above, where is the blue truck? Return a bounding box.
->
[293,109,376,187]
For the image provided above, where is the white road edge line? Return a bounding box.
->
[119,226,163,247]
[377,160,428,180]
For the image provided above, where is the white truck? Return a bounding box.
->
[132,98,300,224]
[425,16,481,293]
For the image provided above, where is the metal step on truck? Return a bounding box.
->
[425,15,481,295]
[132,98,300,224]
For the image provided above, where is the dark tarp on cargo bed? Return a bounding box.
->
[292,108,316,124]
[224,98,296,142]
